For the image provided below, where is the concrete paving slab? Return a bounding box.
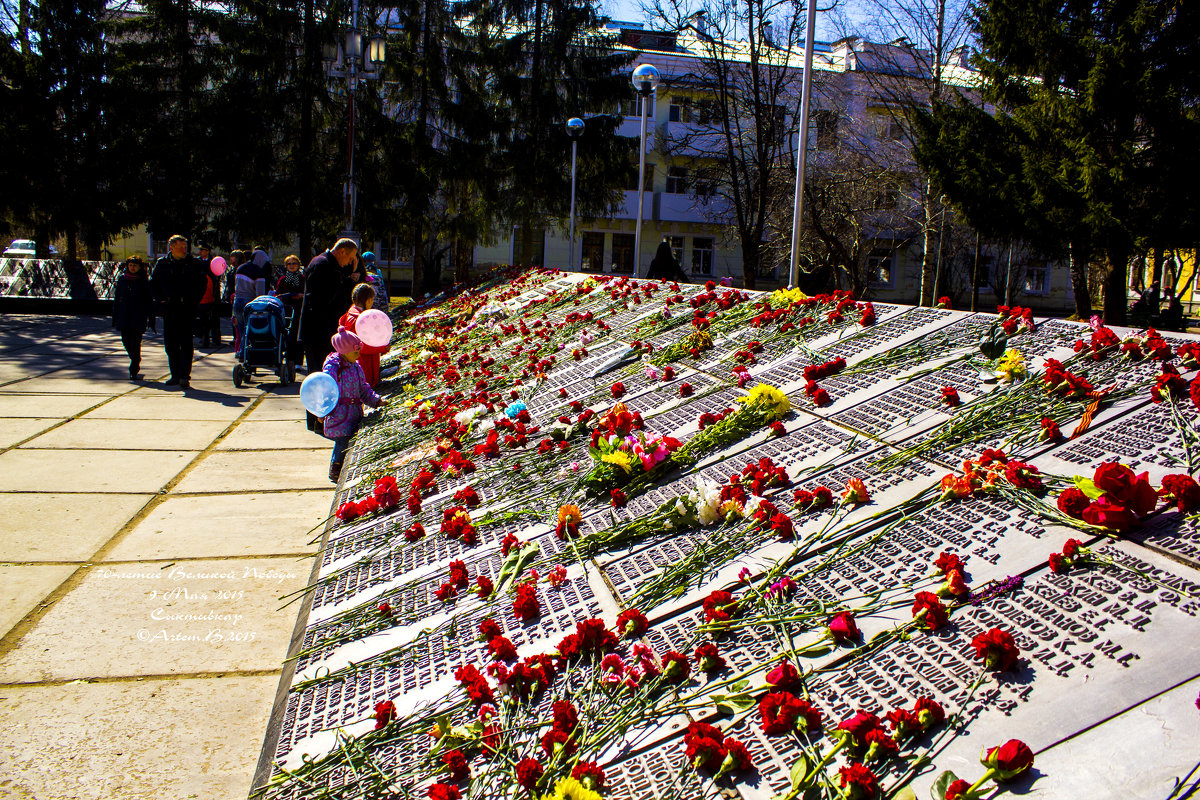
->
[241,395,308,422]
[79,394,251,421]
[104,491,327,561]
[0,449,195,493]
[0,557,310,682]
[0,493,153,562]
[22,418,229,451]
[0,417,61,449]
[0,564,76,640]
[0,393,109,418]
[0,674,281,800]
[216,419,326,450]
[173,448,330,493]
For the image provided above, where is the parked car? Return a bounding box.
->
[3,239,60,257]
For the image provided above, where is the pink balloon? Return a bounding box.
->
[210,256,227,276]
[357,308,393,347]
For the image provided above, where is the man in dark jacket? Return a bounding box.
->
[299,237,358,430]
[151,234,206,389]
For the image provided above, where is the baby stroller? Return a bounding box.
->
[233,295,295,387]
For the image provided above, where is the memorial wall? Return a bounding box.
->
[256,269,1200,800]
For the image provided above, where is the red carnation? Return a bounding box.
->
[616,608,649,637]
[971,627,1021,672]
[515,758,543,793]
[513,582,541,621]
[552,700,578,732]
[683,721,726,770]
[1161,474,1200,512]
[702,590,738,625]
[374,700,396,729]
[488,635,518,661]
[721,737,754,772]
[837,762,880,800]
[442,749,470,781]
[427,784,461,800]
[837,710,883,744]
[934,550,964,576]
[475,574,494,598]
[662,650,691,682]
[571,761,605,790]
[479,618,503,640]
[541,728,576,758]
[1056,488,1090,519]
[680,382,694,397]
[610,381,626,398]
[610,488,627,508]
[695,642,726,672]
[914,696,945,729]
[912,591,949,630]
[941,386,960,407]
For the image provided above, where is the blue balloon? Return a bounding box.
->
[300,372,339,417]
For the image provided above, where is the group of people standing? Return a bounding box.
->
[110,235,389,391]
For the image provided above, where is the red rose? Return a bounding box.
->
[912,591,949,630]
[515,758,543,793]
[971,627,1021,672]
[837,762,880,800]
[828,611,860,644]
[1081,495,1140,532]
[945,778,972,800]
[981,738,1035,781]
[616,608,649,637]
[1056,488,1090,519]
[427,784,461,800]
[766,658,801,690]
[1093,462,1156,513]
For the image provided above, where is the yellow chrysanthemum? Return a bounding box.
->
[601,450,635,473]
[770,286,808,307]
[549,777,603,800]
[996,348,1026,381]
[736,383,792,421]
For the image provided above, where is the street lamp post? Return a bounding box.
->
[566,117,585,271]
[631,64,659,277]
[787,0,819,288]
[323,0,386,242]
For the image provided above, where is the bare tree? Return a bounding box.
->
[646,0,809,289]
[830,0,976,305]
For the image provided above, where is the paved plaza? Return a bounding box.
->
[0,314,330,800]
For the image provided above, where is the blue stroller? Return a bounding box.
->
[233,295,295,387]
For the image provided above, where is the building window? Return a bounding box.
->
[665,166,689,194]
[816,110,839,149]
[691,237,714,276]
[611,233,635,273]
[625,160,655,192]
[868,247,896,287]
[378,235,406,264]
[581,232,605,272]
[619,97,639,118]
[667,236,684,264]
[668,96,693,123]
[1025,265,1049,295]
[871,187,900,210]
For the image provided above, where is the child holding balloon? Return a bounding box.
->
[338,283,390,387]
[314,326,386,483]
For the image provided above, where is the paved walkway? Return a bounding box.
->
[0,315,330,800]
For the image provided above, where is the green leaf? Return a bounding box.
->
[893,787,918,800]
[1073,475,1103,499]
[799,643,834,658]
[789,751,809,788]
[931,770,960,800]
[711,690,756,714]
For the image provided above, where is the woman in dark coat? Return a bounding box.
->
[645,240,689,283]
[112,256,155,381]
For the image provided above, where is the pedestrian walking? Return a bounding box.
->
[299,237,358,432]
[112,256,155,381]
[322,326,386,482]
[150,235,205,389]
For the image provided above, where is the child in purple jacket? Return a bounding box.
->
[323,326,386,482]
